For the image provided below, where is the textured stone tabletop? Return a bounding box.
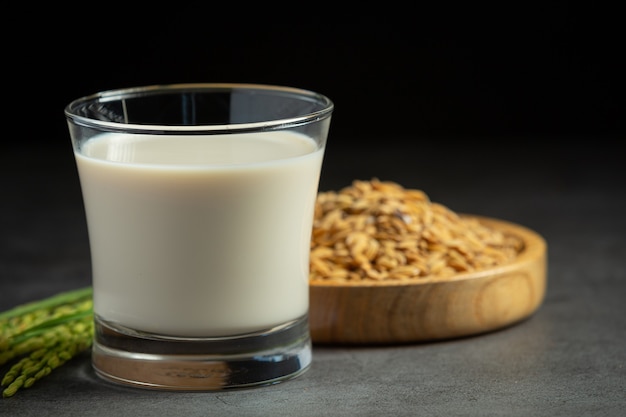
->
[1,138,624,416]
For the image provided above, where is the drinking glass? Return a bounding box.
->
[65,83,333,390]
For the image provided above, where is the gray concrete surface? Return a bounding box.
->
[1,137,624,416]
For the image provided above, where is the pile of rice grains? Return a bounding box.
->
[309,179,523,283]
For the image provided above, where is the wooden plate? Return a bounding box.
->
[308,216,547,345]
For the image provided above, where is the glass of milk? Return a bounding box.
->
[65,84,333,390]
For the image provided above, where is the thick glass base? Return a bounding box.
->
[92,315,312,391]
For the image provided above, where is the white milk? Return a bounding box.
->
[75,131,324,337]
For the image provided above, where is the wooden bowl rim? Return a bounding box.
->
[309,215,547,288]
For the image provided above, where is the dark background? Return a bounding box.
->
[6,3,623,144]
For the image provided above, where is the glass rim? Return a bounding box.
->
[64,83,334,134]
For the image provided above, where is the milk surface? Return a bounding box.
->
[75,131,323,336]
